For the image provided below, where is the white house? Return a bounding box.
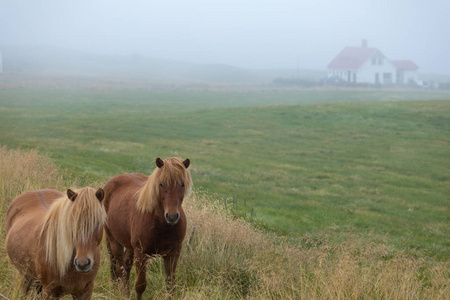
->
[391,60,419,84]
[327,40,418,85]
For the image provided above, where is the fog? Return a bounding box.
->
[1,0,449,75]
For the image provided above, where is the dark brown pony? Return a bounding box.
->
[103,157,192,299]
[5,187,107,299]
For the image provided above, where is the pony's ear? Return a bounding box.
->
[67,189,78,202]
[156,157,164,168]
[95,188,105,202]
[183,158,190,169]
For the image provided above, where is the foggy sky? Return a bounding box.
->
[1,0,449,74]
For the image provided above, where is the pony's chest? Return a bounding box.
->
[140,224,186,255]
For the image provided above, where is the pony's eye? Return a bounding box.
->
[181,183,185,188]
[160,183,164,188]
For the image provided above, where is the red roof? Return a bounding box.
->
[327,47,377,70]
[391,60,419,70]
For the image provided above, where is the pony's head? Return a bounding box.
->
[40,187,107,277]
[137,157,192,224]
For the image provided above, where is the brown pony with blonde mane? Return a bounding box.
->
[5,187,106,299]
[103,157,192,300]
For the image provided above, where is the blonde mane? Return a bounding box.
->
[39,187,107,278]
[136,157,192,213]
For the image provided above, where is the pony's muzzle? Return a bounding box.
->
[165,212,180,225]
[74,257,92,273]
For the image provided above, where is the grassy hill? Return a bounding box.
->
[0,45,326,83]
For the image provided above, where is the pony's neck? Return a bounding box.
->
[136,173,159,213]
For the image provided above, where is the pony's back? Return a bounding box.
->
[6,189,62,228]
[103,173,148,211]
[5,189,64,276]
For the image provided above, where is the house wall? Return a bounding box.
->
[357,52,397,84]
[402,69,418,84]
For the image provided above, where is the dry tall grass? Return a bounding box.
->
[0,147,66,299]
[0,147,448,299]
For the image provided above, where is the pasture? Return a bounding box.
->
[0,85,449,298]
[1,148,448,299]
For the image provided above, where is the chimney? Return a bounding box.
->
[362,39,368,48]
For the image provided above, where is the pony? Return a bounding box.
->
[103,157,192,300]
[5,187,107,299]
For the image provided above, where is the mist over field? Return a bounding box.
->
[1,0,449,79]
[1,2,450,298]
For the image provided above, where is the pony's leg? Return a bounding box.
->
[123,249,134,284]
[72,281,94,300]
[134,249,148,300]
[35,282,43,295]
[42,285,62,300]
[108,239,125,282]
[163,252,180,293]
[114,248,134,298]
[21,275,32,293]
[105,237,118,281]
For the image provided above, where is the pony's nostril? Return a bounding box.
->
[165,212,180,224]
[75,258,91,267]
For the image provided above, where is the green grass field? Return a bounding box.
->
[2,148,447,299]
[0,88,449,263]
